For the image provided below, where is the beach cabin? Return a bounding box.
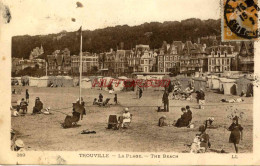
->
[206,75,219,90]
[236,76,254,96]
[193,77,207,91]
[220,78,237,95]
[61,76,73,87]
[176,77,192,91]
[37,76,49,87]
[29,77,39,87]
[81,78,92,89]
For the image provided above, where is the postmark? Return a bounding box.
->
[223,0,259,40]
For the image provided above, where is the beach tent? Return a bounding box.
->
[73,77,79,87]
[123,79,135,91]
[118,76,128,80]
[91,76,104,89]
[218,78,227,93]
[81,78,92,89]
[193,77,207,91]
[211,77,220,90]
[61,76,73,87]
[176,76,192,91]
[21,76,30,86]
[207,75,219,89]
[236,76,254,96]
[37,76,49,87]
[29,77,39,87]
[113,79,124,91]
[220,78,237,95]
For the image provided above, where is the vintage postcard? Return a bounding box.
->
[0,0,260,165]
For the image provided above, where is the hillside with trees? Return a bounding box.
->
[12,18,221,59]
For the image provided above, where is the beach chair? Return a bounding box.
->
[118,114,133,128]
[107,115,119,129]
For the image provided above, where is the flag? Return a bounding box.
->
[76,26,82,36]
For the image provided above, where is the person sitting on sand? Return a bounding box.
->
[190,122,210,153]
[198,123,210,151]
[174,107,190,127]
[158,115,168,127]
[76,97,85,106]
[20,98,28,114]
[12,109,20,117]
[75,98,86,116]
[41,107,51,115]
[93,98,98,105]
[13,139,25,152]
[122,108,131,128]
[32,97,43,114]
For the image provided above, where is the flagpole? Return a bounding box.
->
[46,61,48,76]
[79,26,83,104]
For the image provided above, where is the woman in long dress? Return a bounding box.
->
[228,116,243,153]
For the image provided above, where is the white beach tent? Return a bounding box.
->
[118,76,128,80]
[61,76,73,87]
[81,78,92,89]
[207,75,219,90]
[218,78,227,93]
[29,77,39,87]
[221,78,237,95]
[37,76,49,87]
[113,79,124,91]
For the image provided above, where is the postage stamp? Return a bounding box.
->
[222,0,259,41]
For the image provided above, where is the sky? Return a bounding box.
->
[1,0,220,36]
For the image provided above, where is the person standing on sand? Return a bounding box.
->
[114,94,118,104]
[228,116,243,153]
[98,93,103,102]
[198,89,205,109]
[25,89,29,103]
[186,105,192,125]
[139,87,143,99]
[162,91,169,112]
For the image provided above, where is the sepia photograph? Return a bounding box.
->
[1,0,260,165]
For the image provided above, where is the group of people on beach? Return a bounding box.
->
[11,87,244,153]
[158,105,192,128]
[92,93,118,106]
[12,89,50,117]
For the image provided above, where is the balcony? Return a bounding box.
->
[180,63,203,67]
